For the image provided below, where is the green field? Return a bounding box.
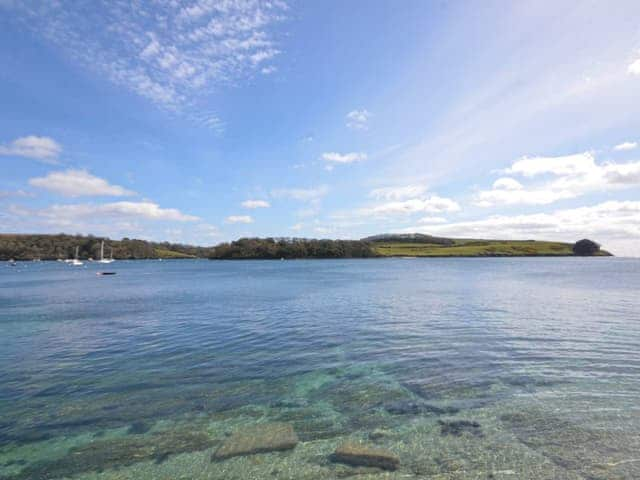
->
[153,248,197,259]
[372,239,611,257]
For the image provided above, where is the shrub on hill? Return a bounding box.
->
[572,239,600,256]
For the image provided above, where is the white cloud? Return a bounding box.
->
[272,185,328,218]
[0,136,61,163]
[491,177,523,190]
[16,201,198,224]
[628,58,640,76]
[290,223,303,231]
[369,185,428,200]
[314,226,331,235]
[29,169,135,197]
[225,215,253,224]
[0,189,33,199]
[271,185,329,202]
[418,216,448,224]
[505,152,596,177]
[401,200,640,256]
[322,152,367,164]
[614,141,638,151]
[361,195,461,217]
[477,152,640,207]
[241,199,270,209]
[346,109,371,130]
[10,1,287,123]
[261,65,277,75]
[194,223,220,239]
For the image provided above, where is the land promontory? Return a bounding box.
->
[0,233,612,261]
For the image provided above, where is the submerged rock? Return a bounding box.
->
[127,421,150,435]
[384,400,459,416]
[310,376,410,416]
[498,409,640,477]
[331,442,399,471]
[368,428,392,441]
[438,419,483,437]
[8,429,214,480]
[402,378,497,407]
[212,422,299,460]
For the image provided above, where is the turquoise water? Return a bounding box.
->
[1,258,639,479]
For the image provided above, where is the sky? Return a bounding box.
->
[1,1,640,256]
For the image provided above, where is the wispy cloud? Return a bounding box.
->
[225,215,253,224]
[13,201,198,224]
[29,169,135,197]
[369,185,428,200]
[0,136,61,163]
[271,185,329,202]
[614,141,638,151]
[8,1,287,125]
[346,109,371,130]
[476,152,640,207]
[194,223,220,239]
[380,5,640,185]
[417,216,447,224]
[314,226,331,235]
[0,189,34,199]
[322,152,367,164]
[241,199,270,209]
[628,58,640,76]
[272,185,328,218]
[360,195,461,217]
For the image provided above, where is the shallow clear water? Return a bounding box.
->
[1,258,639,479]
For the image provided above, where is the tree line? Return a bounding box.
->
[0,234,214,260]
[0,233,605,260]
[0,234,377,260]
[209,237,377,259]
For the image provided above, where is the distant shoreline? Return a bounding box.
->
[5,253,617,264]
[1,233,612,261]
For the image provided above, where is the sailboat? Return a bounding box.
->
[97,241,114,264]
[70,246,83,266]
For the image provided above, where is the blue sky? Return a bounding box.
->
[1,1,640,255]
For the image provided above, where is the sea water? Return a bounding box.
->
[1,258,639,479]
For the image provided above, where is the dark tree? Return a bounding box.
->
[572,239,600,256]
[208,237,377,259]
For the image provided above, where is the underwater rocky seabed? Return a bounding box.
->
[2,365,640,480]
[1,258,640,479]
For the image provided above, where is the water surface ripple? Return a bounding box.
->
[1,258,639,479]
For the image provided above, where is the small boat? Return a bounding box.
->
[8,259,17,266]
[96,271,116,276]
[97,241,114,264]
[70,246,83,266]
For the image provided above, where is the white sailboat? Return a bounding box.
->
[70,246,83,266]
[97,241,114,264]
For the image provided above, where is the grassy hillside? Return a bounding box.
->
[153,248,197,259]
[372,239,612,257]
